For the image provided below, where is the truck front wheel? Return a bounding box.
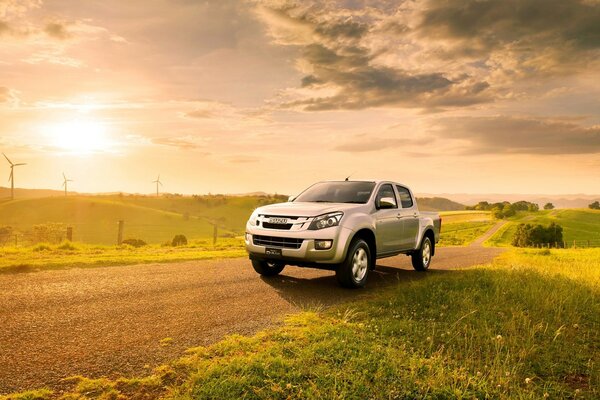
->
[336,239,371,288]
[252,260,285,276]
[411,236,432,271]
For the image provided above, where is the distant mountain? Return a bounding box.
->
[0,187,69,200]
[416,197,466,211]
[418,193,600,209]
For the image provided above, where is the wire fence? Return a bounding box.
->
[0,221,241,248]
[522,239,600,249]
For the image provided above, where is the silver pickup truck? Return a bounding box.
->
[245,180,441,288]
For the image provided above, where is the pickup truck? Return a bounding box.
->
[245,180,441,288]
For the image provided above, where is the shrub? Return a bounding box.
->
[122,238,147,248]
[30,223,66,244]
[171,234,188,247]
[589,201,600,210]
[543,202,555,210]
[512,222,563,247]
[32,243,52,252]
[57,241,78,251]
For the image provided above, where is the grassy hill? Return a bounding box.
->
[0,195,285,245]
[487,209,600,247]
[417,197,465,211]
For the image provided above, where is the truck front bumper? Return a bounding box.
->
[245,225,354,265]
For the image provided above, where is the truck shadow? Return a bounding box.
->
[260,264,454,310]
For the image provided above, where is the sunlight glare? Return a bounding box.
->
[48,119,113,154]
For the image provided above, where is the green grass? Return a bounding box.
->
[487,209,600,247]
[0,238,245,273]
[438,221,496,246]
[440,210,492,223]
[9,249,598,399]
[0,195,282,245]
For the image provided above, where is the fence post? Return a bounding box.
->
[573,240,576,248]
[213,224,218,246]
[117,220,124,245]
[66,226,73,242]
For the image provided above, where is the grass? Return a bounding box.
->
[438,221,496,246]
[486,209,600,247]
[0,238,245,273]
[7,248,598,399]
[439,210,492,223]
[0,195,281,245]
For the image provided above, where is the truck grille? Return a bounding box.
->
[262,222,293,230]
[253,235,303,249]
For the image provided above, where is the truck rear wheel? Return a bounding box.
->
[252,260,285,276]
[336,239,371,288]
[411,236,432,271]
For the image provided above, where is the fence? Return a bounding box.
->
[0,220,234,248]
[527,239,600,249]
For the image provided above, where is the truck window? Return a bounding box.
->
[396,186,414,208]
[376,184,397,208]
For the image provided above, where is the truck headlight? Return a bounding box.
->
[248,210,259,226]
[309,212,343,230]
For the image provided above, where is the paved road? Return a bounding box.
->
[0,245,504,394]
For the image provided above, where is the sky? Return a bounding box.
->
[0,0,599,196]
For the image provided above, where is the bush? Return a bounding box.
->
[30,223,66,244]
[171,234,188,247]
[122,238,147,248]
[543,202,555,210]
[57,241,78,251]
[32,243,52,252]
[589,201,600,210]
[512,222,563,247]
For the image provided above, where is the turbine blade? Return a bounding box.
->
[159,182,163,186]
[14,163,26,166]
[63,173,66,180]
[2,153,13,166]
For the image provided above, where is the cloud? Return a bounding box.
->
[432,116,600,155]
[415,0,600,76]
[44,22,70,40]
[0,86,19,105]
[151,136,206,150]
[183,100,271,126]
[334,133,432,152]
[255,1,491,111]
[228,155,260,163]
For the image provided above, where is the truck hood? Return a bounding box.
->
[255,202,366,217]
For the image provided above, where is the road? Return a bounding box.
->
[0,244,504,394]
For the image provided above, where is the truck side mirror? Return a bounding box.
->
[376,197,396,209]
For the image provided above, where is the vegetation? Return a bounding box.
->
[416,197,465,211]
[0,239,245,273]
[171,234,188,247]
[590,201,600,210]
[544,203,555,210]
[7,249,598,399]
[513,223,564,248]
[438,221,496,246]
[467,200,539,220]
[486,209,600,247]
[121,238,147,248]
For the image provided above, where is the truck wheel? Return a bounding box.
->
[252,260,285,276]
[411,236,432,271]
[336,239,371,288]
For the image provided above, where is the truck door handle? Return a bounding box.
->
[396,214,403,219]
[413,213,418,218]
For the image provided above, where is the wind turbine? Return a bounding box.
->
[153,174,163,197]
[3,153,26,200]
[62,173,73,197]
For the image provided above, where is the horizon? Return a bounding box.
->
[1,1,599,195]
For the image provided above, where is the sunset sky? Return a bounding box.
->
[1,0,599,196]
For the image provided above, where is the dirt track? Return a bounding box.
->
[0,244,504,393]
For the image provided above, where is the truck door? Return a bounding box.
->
[396,185,420,250]
[374,184,403,254]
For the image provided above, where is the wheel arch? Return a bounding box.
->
[422,228,436,256]
[349,228,377,268]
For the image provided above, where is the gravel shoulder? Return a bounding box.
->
[0,244,504,394]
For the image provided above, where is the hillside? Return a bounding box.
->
[0,195,285,245]
[416,197,465,211]
[487,209,600,246]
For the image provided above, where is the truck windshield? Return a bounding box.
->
[294,181,376,204]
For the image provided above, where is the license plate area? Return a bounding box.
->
[265,247,282,256]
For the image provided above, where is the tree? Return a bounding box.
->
[512,223,563,247]
[502,203,516,218]
[491,206,504,219]
[543,202,555,210]
[589,201,600,210]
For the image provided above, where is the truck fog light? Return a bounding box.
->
[315,240,333,250]
[245,233,251,243]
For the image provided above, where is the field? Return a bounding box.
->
[486,209,600,247]
[437,211,495,246]
[0,195,284,245]
[6,248,598,399]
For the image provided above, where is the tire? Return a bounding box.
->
[412,236,433,271]
[336,239,371,288]
[252,260,285,276]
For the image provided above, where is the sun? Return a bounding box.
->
[48,119,113,154]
